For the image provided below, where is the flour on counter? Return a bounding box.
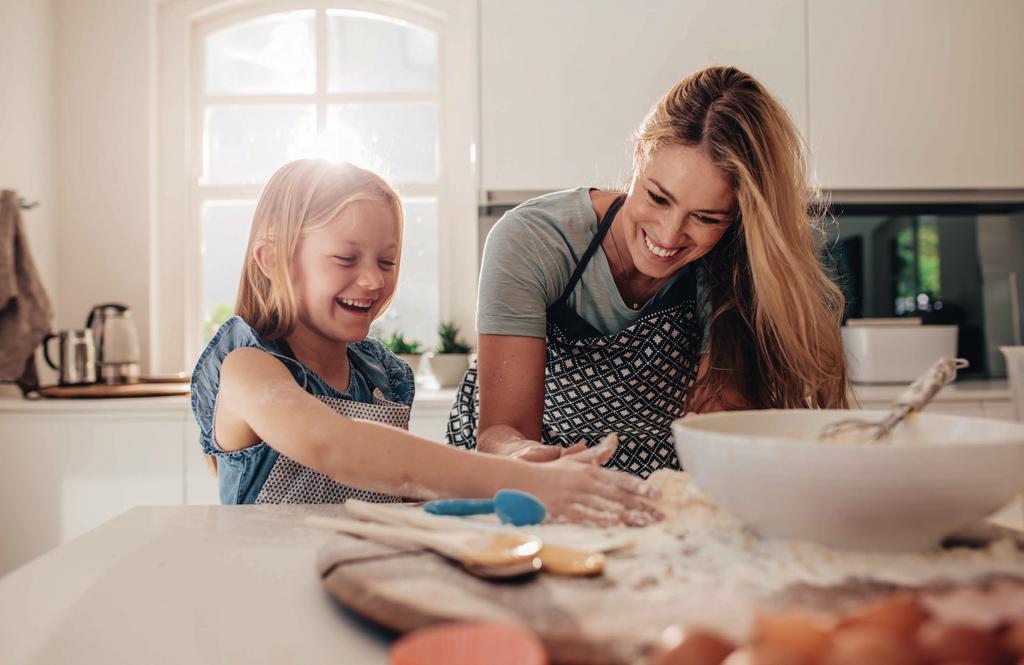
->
[600,470,1024,598]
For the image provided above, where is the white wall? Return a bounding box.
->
[0,0,57,313]
[53,0,156,370]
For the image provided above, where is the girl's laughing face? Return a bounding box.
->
[290,200,400,344]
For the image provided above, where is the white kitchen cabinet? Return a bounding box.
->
[184,419,220,505]
[409,389,455,442]
[983,401,1018,422]
[0,391,458,577]
[807,0,1024,190]
[0,403,188,577]
[480,0,807,191]
[1,382,1013,577]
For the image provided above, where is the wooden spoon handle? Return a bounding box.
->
[305,515,463,560]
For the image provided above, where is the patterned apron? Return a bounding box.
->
[254,361,411,503]
[447,196,703,478]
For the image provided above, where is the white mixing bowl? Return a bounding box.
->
[672,410,1024,551]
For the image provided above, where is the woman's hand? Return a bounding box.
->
[515,434,664,527]
[483,437,561,461]
[485,437,599,462]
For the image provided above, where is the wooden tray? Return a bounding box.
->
[37,382,190,399]
[317,524,1024,665]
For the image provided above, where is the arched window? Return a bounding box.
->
[156,1,477,371]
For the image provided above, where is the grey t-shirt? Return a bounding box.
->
[477,187,709,344]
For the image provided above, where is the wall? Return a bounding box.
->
[53,0,156,370]
[0,0,57,322]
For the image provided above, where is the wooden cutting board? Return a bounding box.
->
[317,524,1024,665]
[37,382,190,398]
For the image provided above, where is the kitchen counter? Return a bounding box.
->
[0,387,459,414]
[0,505,392,665]
[0,380,1010,415]
[852,378,1011,403]
[3,502,1022,665]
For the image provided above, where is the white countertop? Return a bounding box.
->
[0,387,459,415]
[0,505,392,665]
[3,502,1022,665]
[852,378,1011,403]
[0,381,1008,415]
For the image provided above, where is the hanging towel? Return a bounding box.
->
[0,190,53,390]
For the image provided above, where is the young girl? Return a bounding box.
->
[190,159,659,526]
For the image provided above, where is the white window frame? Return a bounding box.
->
[156,0,478,373]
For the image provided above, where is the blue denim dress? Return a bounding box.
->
[191,316,415,504]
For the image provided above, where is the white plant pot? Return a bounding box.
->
[429,353,470,388]
[397,354,422,376]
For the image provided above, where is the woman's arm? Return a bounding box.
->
[476,334,574,461]
[216,348,660,524]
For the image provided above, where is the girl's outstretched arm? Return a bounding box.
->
[216,348,661,525]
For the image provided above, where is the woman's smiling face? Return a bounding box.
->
[620,143,737,279]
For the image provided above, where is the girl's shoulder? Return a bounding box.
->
[190,316,277,454]
[348,338,416,407]
[192,316,271,380]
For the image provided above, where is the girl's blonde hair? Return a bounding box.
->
[235,159,403,341]
[635,66,848,410]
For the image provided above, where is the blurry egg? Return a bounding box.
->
[1002,617,1024,657]
[820,626,919,665]
[653,628,734,665]
[752,611,833,665]
[744,643,813,665]
[917,621,1009,665]
[719,648,755,665]
[837,594,928,641]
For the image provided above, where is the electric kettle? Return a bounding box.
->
[86,303,141,384]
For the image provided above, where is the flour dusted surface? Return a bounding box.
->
[605,470,1024,597]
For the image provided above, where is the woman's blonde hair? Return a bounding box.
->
[235,159,403,341]
[635,66,848,409]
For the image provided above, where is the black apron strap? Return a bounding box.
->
[551,194,626,308]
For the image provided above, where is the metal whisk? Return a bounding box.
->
[820,357,970,443]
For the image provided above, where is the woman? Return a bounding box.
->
[447,66,848,478]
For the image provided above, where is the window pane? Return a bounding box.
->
[205,11,315,95]
[325,103,437,184]
[373,197,438,348]
[201,200,257,340]
[203,105,316,184]
[327,11,437,93]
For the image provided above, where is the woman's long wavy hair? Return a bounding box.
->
[635,66,848,410]
[235,159,404,341]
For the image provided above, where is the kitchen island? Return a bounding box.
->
[3,497,1023,665]
[0,505,392,665]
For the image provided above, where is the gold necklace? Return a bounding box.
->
[607,222,664,310]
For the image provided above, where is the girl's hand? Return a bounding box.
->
[521,434,664,527]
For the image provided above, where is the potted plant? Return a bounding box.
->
[429,321,473,388]
[379,331,425,375]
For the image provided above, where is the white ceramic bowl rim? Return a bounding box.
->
[673,409,1024,451]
